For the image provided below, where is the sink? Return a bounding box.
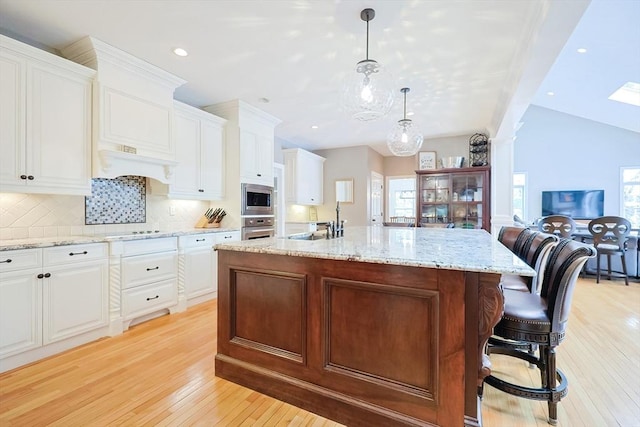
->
[287,233,326,241]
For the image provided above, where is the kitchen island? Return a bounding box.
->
[215,226,534,427]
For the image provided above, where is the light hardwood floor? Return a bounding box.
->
[1,277,638,426]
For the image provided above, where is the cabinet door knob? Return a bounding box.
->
[146,266,160,271]
[20,175,27,180]
[37,273,44,279]
[257,173,262,177]
[44,272,51,278]
[198,189,204,192]
[0,259,11,263]
[146,295,160,301]
[27,175,34,180]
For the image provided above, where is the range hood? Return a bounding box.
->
[61,37,186,183]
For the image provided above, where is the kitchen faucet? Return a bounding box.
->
[326,201,345,239]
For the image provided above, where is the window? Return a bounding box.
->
[513,172,526,221]
[387,177,416,220]
[621,167,640,228]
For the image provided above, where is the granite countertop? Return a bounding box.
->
[215,226,535,276]
[0,228,240,251]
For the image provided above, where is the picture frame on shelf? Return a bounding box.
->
[418,151,437,170]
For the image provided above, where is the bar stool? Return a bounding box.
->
[480,239,596,425]
[588,216,631,286]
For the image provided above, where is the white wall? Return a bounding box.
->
[514,105,640,222]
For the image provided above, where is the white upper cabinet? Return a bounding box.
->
[240,129,274,186]
[151,101,226,200]
[0,35,94,195]
[205,100,281,188]
[61,36,185,184]
[283,148,325,206]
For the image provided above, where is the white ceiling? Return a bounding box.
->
[0,0,637,156]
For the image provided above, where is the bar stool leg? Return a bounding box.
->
[547,347,558,426]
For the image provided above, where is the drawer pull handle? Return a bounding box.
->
[146,266,159,271]
[196,238,205,242]
[224,235,232,239]
[0,259,11,263]
[146,295,159,301]
[69,251,88,256]
[257,173,262,177]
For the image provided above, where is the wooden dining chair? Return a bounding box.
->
[588,216,632,285]
[538,215,577,238]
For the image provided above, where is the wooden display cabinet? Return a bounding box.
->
[416,166,491,231]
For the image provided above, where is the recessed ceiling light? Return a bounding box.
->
[546,91,555,96]
[577,48,587,53]
[609,82,640,107]
[311,125,319,129]
[173,47,188,57]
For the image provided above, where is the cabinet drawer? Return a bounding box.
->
[122,278,177,320]
[0,249,42,273]
[215,231,241,243]
[121,237,177,257]
[122,251,177,289]
[179,234,215,249]
[44,243,108,266]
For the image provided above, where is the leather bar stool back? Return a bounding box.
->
[587,216,631,285]
[480,238,596,425]
[538,215,577,238]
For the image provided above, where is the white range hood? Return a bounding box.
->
[61,37,185,183]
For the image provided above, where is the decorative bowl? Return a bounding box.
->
[440,156,464,168]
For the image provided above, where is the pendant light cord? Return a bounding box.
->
[365,17,369,60]
[403,91,407,120]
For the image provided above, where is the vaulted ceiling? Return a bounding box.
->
[0,0,636,156]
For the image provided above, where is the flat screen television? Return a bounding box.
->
[541,190,604,219]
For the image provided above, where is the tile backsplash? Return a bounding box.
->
[85,176,146,224]
[0,178,211,240]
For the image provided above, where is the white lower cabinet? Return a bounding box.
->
[0,243,108,373]
[178,231,241,308]
[110,237,178,331]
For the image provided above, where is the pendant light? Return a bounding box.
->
[387,88,423,156]
[340,8,394,121]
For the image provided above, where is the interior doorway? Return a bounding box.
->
[370,171,384,226]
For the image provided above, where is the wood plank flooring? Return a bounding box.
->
[1,277,638,426]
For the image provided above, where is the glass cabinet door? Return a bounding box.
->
[451,173,484,229]
[420,175,449,224]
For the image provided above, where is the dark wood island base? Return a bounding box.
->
[216,250,503,427]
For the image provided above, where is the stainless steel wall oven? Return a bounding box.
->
[241,216,275,240]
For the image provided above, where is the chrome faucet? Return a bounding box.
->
[325,202,345,239]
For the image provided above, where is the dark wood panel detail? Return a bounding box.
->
[229,268,306,363]
[476,272,503,385]
[323,278,438,400]
[215,353,438,427]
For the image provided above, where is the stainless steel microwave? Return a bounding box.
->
[241,183,274,216]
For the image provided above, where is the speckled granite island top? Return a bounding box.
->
[216,225,534,276]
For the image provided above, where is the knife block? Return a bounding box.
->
[194,216,209,228]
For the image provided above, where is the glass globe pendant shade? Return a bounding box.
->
[341,59,395,121]
[340,8,395,121]
[387,118,423,156]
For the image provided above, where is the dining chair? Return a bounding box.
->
[587,216,632,285]
[538,215,577,238]
[480,238,596,425]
